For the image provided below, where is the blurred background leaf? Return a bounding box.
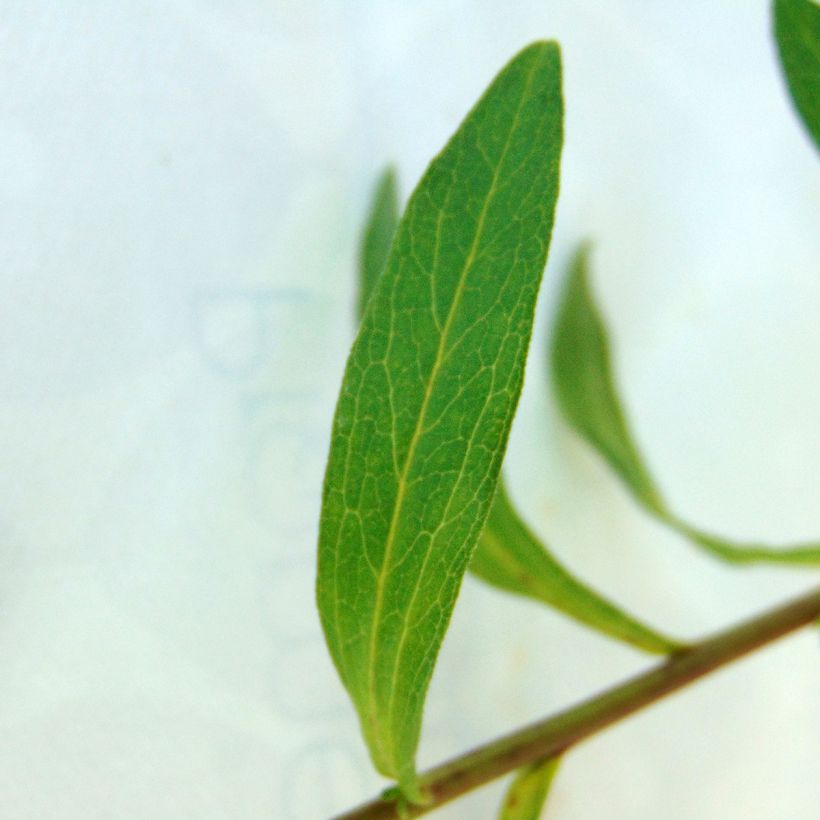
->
[551,244,820,565]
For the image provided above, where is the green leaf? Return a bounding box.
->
[471,480,681,653]
[551,244,665,516]
[354,173,678,656]
[499,757,561,820]
[318,42,564,796]
[358,167,399,319]
[773,0,820,150]
[551,244,820,565]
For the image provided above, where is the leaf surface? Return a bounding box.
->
[774,0,820,150]
[355,170,677,656]
[470,481,680,653]
[499,757,561,820]
[318,42,564,795]
[551,244,820,565]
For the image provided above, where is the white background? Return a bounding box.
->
[1,1,819,818]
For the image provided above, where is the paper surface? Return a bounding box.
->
[1,1,818,818]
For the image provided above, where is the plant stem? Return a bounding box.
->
[336,585,820,819]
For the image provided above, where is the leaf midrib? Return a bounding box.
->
[364,48,547,772]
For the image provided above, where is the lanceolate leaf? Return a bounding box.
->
[499,757,561,820]
[355,173,678,659]
[552,244,820,565]
[358,167,399,319]
[773,0,820,150]
[470,481,680,653]
[318,42,564,795]
[551,244,666,516]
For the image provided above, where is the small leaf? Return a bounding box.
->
[551,244,820,565]
[471,480,681,653]
[773,0,820,150]
[318,42,564,796]
[358,167,399,319]
[499,757,561,820]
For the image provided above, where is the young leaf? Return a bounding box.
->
[354,174,677,657]
[358,167,399,319]
[550,244,665,517]
[773,0,820,150]
[318,42,564,796]
[470,480,681,654]
[499,757,561,820]
[551,244,820,565]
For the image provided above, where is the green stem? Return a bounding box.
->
[335,585,820,819]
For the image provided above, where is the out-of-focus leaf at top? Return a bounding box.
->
[318,42,564,797]
[357,167,399,320]
[773,0,820,150]
[552,244,820,566]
